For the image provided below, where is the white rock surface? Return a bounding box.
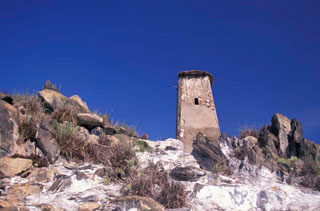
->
[2,138,320,211]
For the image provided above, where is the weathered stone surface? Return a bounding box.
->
[78,202,100,211]
[192,132,227,171]
[36,117,60,163]
[170,166,206,181]
[26,167,54,183]
[104,127,117,135]
[43,80,59,92]
[271,113,291,154]
[68,95,90,113]
[0,199,14,208]
[112,196,165,211]
[0,101,26,157]
[258,126,278,155]
[288,119,305,158]
[0,157,32,177]
[90,127,104,137]
[177,70,220,153]
[39,203,56,211]
[7,183,43,204]
[247,146,265,166]
[77,113,103,130]
[47,177,72,192]
[38,89,67,113]
[76,171,89,180]
[0,93,13,105]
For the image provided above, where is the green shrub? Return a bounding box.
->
[134,139,152,152]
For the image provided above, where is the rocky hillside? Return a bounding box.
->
[0,81,319,211]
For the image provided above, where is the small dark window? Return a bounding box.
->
[194,98,199,105]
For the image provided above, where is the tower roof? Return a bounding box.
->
[178,70,214,85]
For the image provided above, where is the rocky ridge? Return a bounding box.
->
[0,81,319,211]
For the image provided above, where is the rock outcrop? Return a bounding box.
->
[192,132,227,171]
[0,101,27,157]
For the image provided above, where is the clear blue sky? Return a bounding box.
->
[0,1,319,143]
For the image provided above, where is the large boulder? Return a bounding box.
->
[0,157,32,177]
[0,101,31,157]
[38,89,68,113]
[192,132,227,171]
[271,113,291,155]
[35,116,60,163]
[68,95,90,114]
[287,119,305,158]
[77,113,103,130]
[170,166,206,182]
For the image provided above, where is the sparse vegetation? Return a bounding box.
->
[52,105,77,124]
[13,93,44,142]
[233,145,248,161]
[212,161,227,174]
[239,127,260,139]
[134,138,152,152]
[300,154,320,191]
[124,162,187,209]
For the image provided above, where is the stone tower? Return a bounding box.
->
[176,70,220,152]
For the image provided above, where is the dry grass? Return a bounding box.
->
[13,93,44,142]
[52,105,77,124]
[239,127,260,139]
[124,163,187,209]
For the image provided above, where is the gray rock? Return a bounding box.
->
[170,166,206,182]
[90,127,104,137]
[192,132,228,171]
[258,125,278,155]
[43,80,59,92]
[105,127,117,135]
[77,113,103,130]
[288,119,305,158]
[36,116,60,163]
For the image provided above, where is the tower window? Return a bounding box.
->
[194,98,199,105]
